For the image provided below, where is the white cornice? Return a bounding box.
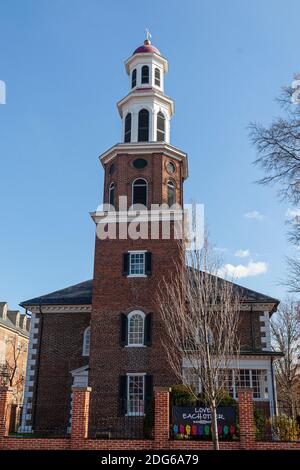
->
[117,89,174,117]
[99,142,188,179]
[239,303,277,313]
[90,208,185,224]
[26,305,91,314]
[124,52,168,74]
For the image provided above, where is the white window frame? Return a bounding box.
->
[82,326,91,357]
[183,366,269,401]
[132,177,148,208]
[126,372,146,416]
[108,182,115,207]
[127,250,147,278]
[127,310,145,347]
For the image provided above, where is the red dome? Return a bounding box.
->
[133,40,161,56]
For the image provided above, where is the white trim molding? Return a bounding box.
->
[27,305,91,314]
[19,313,40,433]
[260,311,271,351]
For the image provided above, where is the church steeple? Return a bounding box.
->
[117,38,173,144]
[96,39,188,212]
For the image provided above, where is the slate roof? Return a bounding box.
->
[20,280,93,307]
[20,275,279,311]
[0,303,30,337]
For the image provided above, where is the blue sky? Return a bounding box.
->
[0,0,299,310]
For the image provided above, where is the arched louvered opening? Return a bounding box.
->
[138,109,149,142]
[141,65,149,84]
[124,113,131,143]
[155,67,161,87]
[132,178,148,207]
[157,112,165,142]
[131,68,137,88]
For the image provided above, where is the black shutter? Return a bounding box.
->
[145,374,153,413]
[144,313,152,346]
[119,375,127,416]
[123,253,129,276]
[145,252,152,275]
[120,313,128,346]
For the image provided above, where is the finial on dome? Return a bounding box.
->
[145,28,152,45]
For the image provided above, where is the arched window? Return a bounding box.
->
[141,65,149,84]
[128,311,145,346]
[155,68,161,87]
[109,182,115,207]
[157,112,165,142]
[132,178,147,207]
[82,326,91,356]
[124,113,131,143]
[138,109,149,142]
[167,180,176,207]
[131,69,136,88]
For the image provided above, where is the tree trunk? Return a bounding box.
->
[211,400,219,450]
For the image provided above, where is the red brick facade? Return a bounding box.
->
[89,150,185,433]
[1,386,299,450]
[19,40,279,439]
[103,153,183,209]
[29,311,90,433]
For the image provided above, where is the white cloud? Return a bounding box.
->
[286,208,300,219]
[234,249,250,258]
[218,260,267,279]
[244,211,264,220]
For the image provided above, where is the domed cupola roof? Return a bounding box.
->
[133,39,161,56]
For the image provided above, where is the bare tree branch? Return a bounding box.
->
[0,335,27,405]
[157,237,240,450]
[249,84,300,292]
[271,299,300,418]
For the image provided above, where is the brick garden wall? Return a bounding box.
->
[0,386,300,451]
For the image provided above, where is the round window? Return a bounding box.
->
[109,163,116,175]
[133,158,147,169]
[166,161,176,174]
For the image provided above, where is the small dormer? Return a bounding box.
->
[21,314,30,332]
[7,310,20,328]
[0,302,8,320]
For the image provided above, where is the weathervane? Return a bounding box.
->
[145,28,152,42]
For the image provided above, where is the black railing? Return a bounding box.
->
[89,398,154,440]
[9,402,71,438]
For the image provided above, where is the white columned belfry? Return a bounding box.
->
[117,37,173,144]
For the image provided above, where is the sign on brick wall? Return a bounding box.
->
[172,405,237,439]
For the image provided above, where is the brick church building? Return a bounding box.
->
[19,38,280,436]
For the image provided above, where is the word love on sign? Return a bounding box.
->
[172,405,237,438]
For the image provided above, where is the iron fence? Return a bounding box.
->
[8,402,71,438]
[89,398,154,440]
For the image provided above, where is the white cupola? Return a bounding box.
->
[117,38,174,144]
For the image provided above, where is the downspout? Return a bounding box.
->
[270,356,278,416]
[31,305,44,430]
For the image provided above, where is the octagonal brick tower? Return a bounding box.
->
[89,38,189,437]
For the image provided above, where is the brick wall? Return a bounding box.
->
[89,226,182,433]
[103,152,183,209]
[29,311,90,433]
[1,385,300,450]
